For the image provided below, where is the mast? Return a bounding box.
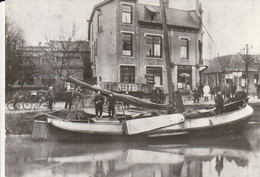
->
[160,0,174,113]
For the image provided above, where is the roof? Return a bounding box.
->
[145,5,158,13]
[89,0,114,22]
[49,41,89,51]
[137,4,199,29]
[88,0,200,38]
[204,54,259,74]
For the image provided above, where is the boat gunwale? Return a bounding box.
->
[47,103,253,135]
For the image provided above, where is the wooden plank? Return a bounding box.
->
[49,118,124,134]
[124,114,185,135]
[90,118,120,123]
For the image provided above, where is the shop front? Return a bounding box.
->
[177,65,192,90]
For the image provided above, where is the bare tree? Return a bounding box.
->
[239,44,255,94]
[5,18,24,88]
[41,24,86,79]
[18,50,39,87]
[5,18,38,88]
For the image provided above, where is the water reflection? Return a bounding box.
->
[5,127,260,177]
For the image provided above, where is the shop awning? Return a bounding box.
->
[145,6,159,13]
[179,73,190,77]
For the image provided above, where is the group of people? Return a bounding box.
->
[93,91,117,119]
[191,83,246,114]
[44,85,127,119]
[192,83,238,104]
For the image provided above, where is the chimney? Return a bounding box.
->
[164,0,169,8]
[196,0,203,14]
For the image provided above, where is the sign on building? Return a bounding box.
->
[104,82,151,93]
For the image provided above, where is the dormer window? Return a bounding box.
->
[145,6,159,22]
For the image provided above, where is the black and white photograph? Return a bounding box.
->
[1,0,260,176]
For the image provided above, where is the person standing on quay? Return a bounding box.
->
[64,88,73,110]
[193,86,200,103]
[106,93,116,119]
[215,91,224,114]
[210,84,216,100]
[203,83,211,101]
[225,84,231,99]
[231,83,237,98]
[45,86,55,110]
[94,91,104,119]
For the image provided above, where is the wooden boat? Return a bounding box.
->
[32,99,253,142]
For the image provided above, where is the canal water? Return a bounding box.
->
[5,124,260,177]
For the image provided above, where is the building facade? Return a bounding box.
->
[203,54,260,94]
[89,0,203,94]
[12,41,90,90]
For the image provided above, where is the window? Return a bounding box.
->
[180,38,189,59]
[120,66,135,83]
[98,14,103,32]
[122,4,132,24]
[177,65,192,90]
[94,41,97,56]
[42,78,55,87]
[254,74,259,84]
[26,76,34,85]
[122,33,132,56]
[150,13,157,21]
[145,6,158,21]
[241,74,246,87]
[146,35,162,57]
[146,67,162,85]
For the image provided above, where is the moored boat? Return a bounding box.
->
[32,100,253,142]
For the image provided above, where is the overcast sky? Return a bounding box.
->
[6,0,260,57]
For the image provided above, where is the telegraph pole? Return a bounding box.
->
[160,0,174,113]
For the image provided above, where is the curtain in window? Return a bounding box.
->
[180,39,188,59]
[146,36,161,57]
[122,33,132,56]
[146,67,162,85]
[122,5,132,24]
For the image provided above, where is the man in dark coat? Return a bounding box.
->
[256,83,260,99]
[215,91,224,114]
[106,93,117,118]
[45,86,55,110]
[64,88,73,110]
[231,83,237,98]
[225,84,231,99]
[193,86,200,103]
[210,84,215,100]
[94,91,104,118]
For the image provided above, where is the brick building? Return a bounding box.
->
[12,41,90,90]
[88,0,203,94]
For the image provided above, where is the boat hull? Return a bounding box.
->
[32,104,253,142]
[35,115,252,142]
